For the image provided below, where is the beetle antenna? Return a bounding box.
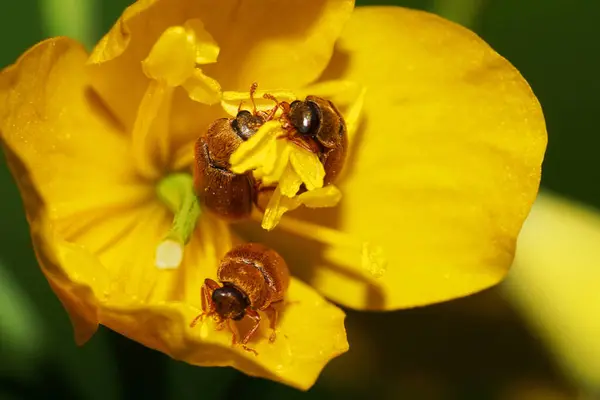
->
[262,93,281,120]
[249,82,259,113]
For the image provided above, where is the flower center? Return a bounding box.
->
[154,173,201,269]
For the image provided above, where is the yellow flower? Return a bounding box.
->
[0,0,546,390]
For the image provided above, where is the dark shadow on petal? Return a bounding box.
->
[84,86,127,134]
[317,46,351,82]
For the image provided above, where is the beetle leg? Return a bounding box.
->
[279,100,291,115]
[266,103,280,121]
[264,305,279,342]
[274,125,319,154]
[190,278,221,328]
[287,136,320,154]
[241,308,261,346]
[228,318,240,344]
[189,313,203,328]
[275,128,292,140]
[229,319,258,355]
[215,319,226,331]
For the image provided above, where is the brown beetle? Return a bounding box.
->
[268,95,348,185]
[193,116,257,221]
[193,84,276,221]
[190,243,290,354]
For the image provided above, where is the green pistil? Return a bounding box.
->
[155,173,201,269]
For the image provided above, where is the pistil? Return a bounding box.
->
[155,173,201,269]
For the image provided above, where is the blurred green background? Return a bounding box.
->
[1,0,598,399]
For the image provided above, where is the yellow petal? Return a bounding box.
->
[342,86,367,140]
[0,38,149,223]
[202,0,355,90]
[296,80,362,102]
[88,0,163,64]
[246,7,547,310]
[289,146,325,191]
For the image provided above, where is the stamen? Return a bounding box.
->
[252,210,387,278]
[155,173,201,269]
[131,81,172,180]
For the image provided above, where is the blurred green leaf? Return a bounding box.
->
[0,1,43,68]
[39,0,99,49]
[0,392,23,400]
[98,0,132,34]
[432,0,484,28]
[0,258,45,378]
[167,362,238,400]
[54,330,121,400]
